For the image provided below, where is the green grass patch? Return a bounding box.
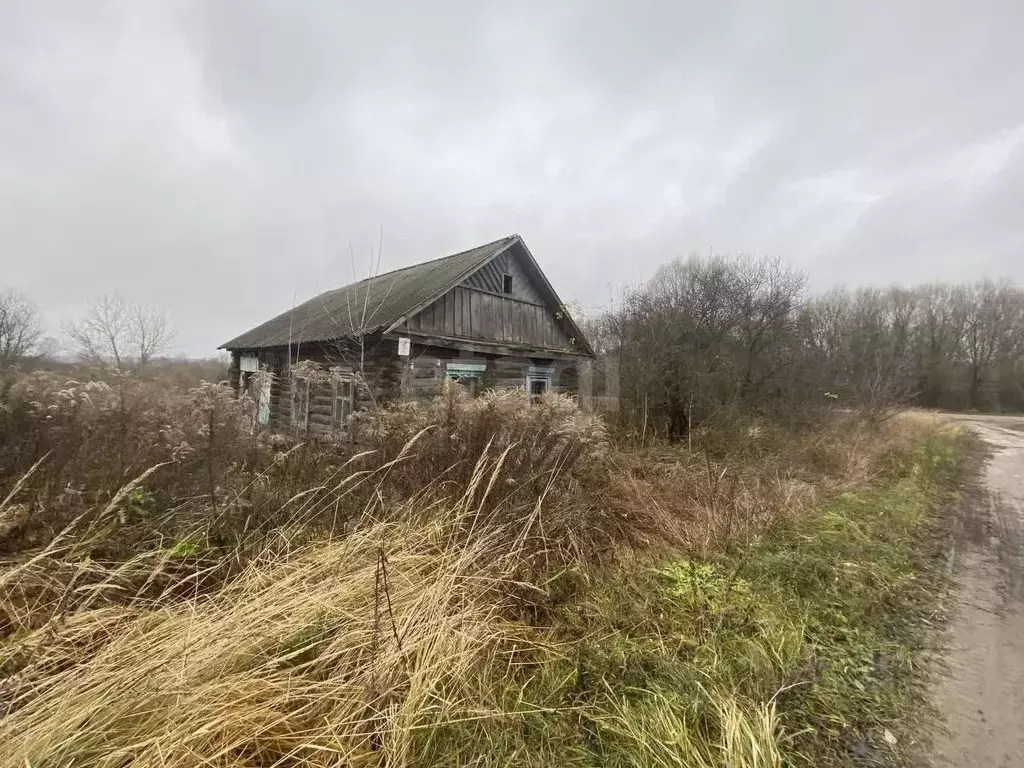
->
[415,428,961,767]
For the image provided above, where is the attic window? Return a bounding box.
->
[502,274,513,294]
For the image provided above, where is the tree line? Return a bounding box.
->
[0,291,173,372]
[588,255,1023,435]
[6,256,1022,427]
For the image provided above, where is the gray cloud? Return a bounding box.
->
[2,0,1022,355]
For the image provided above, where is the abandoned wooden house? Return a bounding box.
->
[220,234,595,435]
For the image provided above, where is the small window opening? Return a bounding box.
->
[502,273,513,294]
[526,365,554,404]
[238,354,259,395]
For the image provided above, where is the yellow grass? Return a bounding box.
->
[0,385,953,767]
[1,468,545,766]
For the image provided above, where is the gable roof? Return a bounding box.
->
[220,234,594,356]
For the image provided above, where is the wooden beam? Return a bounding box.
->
[456,285,544,307]
[384,331,583,361]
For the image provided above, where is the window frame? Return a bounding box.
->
[256,371,272,426]
[525,365,554,403]
[332,373,355,433]
[445,362,487,396]
[501,273,514,294]
[290,373,310,431]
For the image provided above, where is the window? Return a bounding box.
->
[446,362,487,396]
[526,365,554,403]
[332,374,355,433]
[528,377,547,401]
[240,369,274,431]
[256,372,272,426]
[238,354,259,395]
[502,273,513,294]
[290,374,309,431]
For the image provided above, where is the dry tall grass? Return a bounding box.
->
[0,372,945,767]
[1,459,549,766]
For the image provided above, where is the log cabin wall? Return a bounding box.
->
[401,343,580,400]
[235,336,587,431]
[245,339,404,434]
[482,356,577,394]
[399,343,483,400]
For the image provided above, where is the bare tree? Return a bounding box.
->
[132,303,173,370]
[316,232,396,409]
[0,290,43,366]
[63,294,174,372]
[611,253,809,438]
[65,294,130,371]
[914,284,967,408]
[602,248,1024,428]
[732,256,807,401]
[961,280,1016,409]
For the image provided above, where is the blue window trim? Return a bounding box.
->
[446,362,487,379]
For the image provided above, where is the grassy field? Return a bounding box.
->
[400,427,959,767]
[0,372,960,767]
[539,435,956,767]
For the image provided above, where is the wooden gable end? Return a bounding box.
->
[400,240,589,354]
[458,247,545,304]
[404,285,573,350]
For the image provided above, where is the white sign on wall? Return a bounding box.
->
[398,337,411,356]
[240,354,259,372]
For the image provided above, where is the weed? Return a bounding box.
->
[0,369,960,766]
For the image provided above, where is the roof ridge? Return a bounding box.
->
[219,234,520,349]
[351,233,516,286]
[302,233,517,302]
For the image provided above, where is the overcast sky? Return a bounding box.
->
[2,1,1023,356]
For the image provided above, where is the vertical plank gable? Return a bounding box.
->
[407,282,573,350]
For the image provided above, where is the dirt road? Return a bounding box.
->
[933,414,1024,767]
